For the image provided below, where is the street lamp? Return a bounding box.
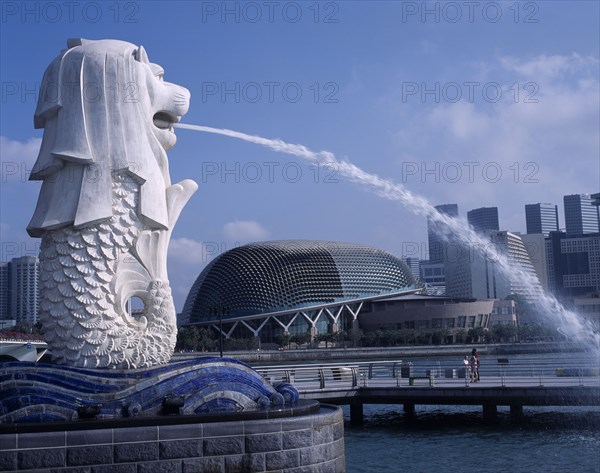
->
[218,307,224,358]
[210,306,229,358]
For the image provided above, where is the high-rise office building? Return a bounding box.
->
[445,231,542,302]
[2,256,40,326]
[546,232,600,297]
[489,231,543,300]
[525,203,559,236]
[427,204,458,263]
[467,207,499,234]
[564,194,600,235]
[402,257,421,281]
[520,233,549,292]
[419,261,445,294]
[0,262,9,320]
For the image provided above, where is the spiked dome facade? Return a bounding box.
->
[180,240,422,341]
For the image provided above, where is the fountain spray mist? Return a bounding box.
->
[175,123,600,351]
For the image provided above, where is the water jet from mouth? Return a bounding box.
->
[174,122,600,352]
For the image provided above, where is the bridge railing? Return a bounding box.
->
[0,337,46,344]
[256,357,600,390]
[257,361,366,389]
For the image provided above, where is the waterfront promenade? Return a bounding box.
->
[256,357,600,424]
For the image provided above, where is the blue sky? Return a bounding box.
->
[1,1,599,309]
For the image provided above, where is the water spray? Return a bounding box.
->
[174,122,600,351]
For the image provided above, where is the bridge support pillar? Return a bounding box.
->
[483,403,497,421]
[350,402,363,426]
[510,404,523,419]
[404,403,415,417]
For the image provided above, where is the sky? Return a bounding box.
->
[1,1,599,311]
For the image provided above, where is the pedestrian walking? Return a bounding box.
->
[472,348,480,381]
[469,352,477,382]
[463,355,471,383]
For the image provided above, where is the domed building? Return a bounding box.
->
[180,240,422,341]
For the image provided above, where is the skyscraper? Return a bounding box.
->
[546,231,600,297]
[402,257,421,281]
[5,256,40,326]
[0,262,9,320]
[467,207,499,234]
[427,204,458,263]
[445,231,542,301]
[488,231,543,301]
[564,194,600,235]
[525,203,559,236]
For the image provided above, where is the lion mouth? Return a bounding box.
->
[153,111,179,131]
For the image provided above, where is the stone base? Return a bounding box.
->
[0,404,345,473]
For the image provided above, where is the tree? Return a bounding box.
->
[290,332,311,348]
[334,330,350,348]
[455,329,467,344]
[274,333,291,349]
[490,324,518,343]
[467,327,485,343]
[315,332,336,348]
[431,329,449,345]
[176,326,217,352]
[350,328,364,347]
[399,329,416,345]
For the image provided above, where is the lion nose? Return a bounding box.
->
[158,82,190,117]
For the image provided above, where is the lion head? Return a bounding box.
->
[28,38,190,237]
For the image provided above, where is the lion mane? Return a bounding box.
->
[28,39,197,369]
[28,38,189,234]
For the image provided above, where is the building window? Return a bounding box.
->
[432,318,443,328]
[444,318,455,328]
[417,320,429,330]
[457,316,466,328]
[467,316,476,328]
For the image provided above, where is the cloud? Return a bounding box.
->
[0,136,42,182]
[392,53,599,232]
[168,227,269,311]
[168,237,209,264]
[167,237,211,311]
[222,220,270,242]
[499,53,599,82]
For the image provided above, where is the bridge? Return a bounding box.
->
[0,338,48,362]
[255,357,600,424]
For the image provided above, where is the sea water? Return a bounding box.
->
[343,404,600,473]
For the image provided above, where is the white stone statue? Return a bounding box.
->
[28,39,197,368]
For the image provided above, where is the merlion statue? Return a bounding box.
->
[27,39,197,368]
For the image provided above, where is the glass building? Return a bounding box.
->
[564,194,600,235]
[427,204,458,263]
[0,256,40,326]
[180,240,421,341]
[525,203,559,236]
[467,207,499,234]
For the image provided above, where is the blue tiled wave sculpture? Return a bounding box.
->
[0,357,299,423]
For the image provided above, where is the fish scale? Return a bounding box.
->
[38,174,177,368]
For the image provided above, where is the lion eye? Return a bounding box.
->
[149,63,165,81]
